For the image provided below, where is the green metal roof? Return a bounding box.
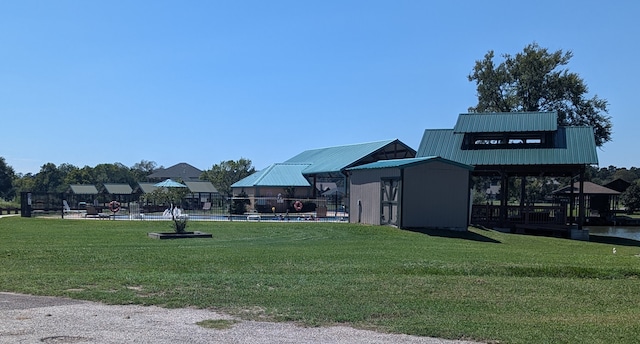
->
[347,156,474,171]
[184,181,218,193]
[284,139,413,174]
[136,182,158,194]
[103,183,133,194]
[231,163,312,188]
[69,184,99,194]
[417,126,598,166]
[454,112,558,133]
[233,139,415,188]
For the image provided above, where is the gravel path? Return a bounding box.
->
[0,292,482,344]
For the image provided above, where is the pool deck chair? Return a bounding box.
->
[85,205,109,219]
[63,200,72,213]
[63,200,82,214]
[202,202,211,211]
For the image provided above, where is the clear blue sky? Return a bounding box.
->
[1,0,637,175]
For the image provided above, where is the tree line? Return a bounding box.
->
[0,158,255,206]
[2,156,640,208]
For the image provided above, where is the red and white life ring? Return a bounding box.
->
[109,201,121,213]
[293,200,303,211]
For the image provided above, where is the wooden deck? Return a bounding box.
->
[471,204,588,240]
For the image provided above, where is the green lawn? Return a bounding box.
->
[1,217,639,343]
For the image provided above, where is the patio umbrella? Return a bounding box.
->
[154,179,187,188]
[153,178,187,222]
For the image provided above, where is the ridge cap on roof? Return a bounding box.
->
[300,138,397,151]
[273,162,312,166]
[562,125,596,128]
[252,164,277,185]
[251,163,307,185]
[459,111,557,115]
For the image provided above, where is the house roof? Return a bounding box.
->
[184,181,218,193]
[347,156,474,171]
[69,184,99,194]
[418,112,598,167]
[454,112,558,133]
[103,183,133,194]
[553,181,621,195]
[147,162,203,181]
[604,178,631,193]
[285,139,415,174]
[232,163,312,188]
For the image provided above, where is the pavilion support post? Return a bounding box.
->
[500,172,508,227]
[520,176,527,224]
[569,176,575,225]
[312,175,317,198]
[578,170,585,230]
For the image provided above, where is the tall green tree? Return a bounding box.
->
[621,182,640,213]
[92,163,135,188]
[13,173,35,196]
[32,163,67,193]
[0,157,16,200]
[130,160,157,181]
[201,158,256,196]
[65,166,95,185]
[468,42,612,146]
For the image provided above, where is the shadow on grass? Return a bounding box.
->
[589,234,640,247]
[404,227,501,243]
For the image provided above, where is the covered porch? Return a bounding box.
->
[470,166,590,239]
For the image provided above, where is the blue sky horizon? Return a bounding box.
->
[2,1,638,175]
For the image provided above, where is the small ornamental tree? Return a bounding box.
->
[144,187,190,233]
[231,191,250,215]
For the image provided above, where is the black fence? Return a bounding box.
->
[19,192,349,222]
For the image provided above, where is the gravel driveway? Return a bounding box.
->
[0,292,482,344]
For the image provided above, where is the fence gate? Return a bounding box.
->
[380,178,400,226]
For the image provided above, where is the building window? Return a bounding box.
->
[462,132,552,150]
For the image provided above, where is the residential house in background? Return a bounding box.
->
[146,162,203,182]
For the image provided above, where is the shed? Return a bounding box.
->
[347,157,473,230]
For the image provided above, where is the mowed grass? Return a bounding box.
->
[1,217,640,343]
